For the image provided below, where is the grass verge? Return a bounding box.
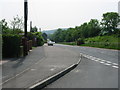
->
[58,35,120,50]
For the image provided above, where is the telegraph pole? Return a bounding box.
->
[24,0,28,37]
[23,0,28,56]
[30,21,32,32]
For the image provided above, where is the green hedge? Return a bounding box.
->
[36,35,44,46]
[27,32,44,46]
[2,34,22,58]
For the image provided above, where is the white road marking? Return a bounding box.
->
[31,69,36,71]
[100,60,105,62]
[113,63,118,66]
[99,62,105,64]
[50,68,55,71]
[106,61,112,63]
[93,60,99,62]
[104,63,111,66]
[80,53,118,69]
[112,66,119,69]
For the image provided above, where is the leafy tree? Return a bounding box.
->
[10,15,23,31]
[30,26,38,32]
[0,19,8,30]
[87,19,101,37]
[52,28,63,42]
[80,22,89,38]
[0,19,13,34]
[42,33,47,41]
[101,12,120,35]
[33,32,44,46]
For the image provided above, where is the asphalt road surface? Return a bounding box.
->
[2,46,45,82]
[1,44,80,88]
[45,44,118,88]
[1,44,119,88]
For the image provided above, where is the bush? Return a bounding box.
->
[27,32,44,46]
[36,35,44,46]
[33,32,44,46]
[76,38,84,45]
[2,34,22,58]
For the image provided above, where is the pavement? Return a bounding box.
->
[2,44,80,89]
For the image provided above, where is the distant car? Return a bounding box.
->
[47,41,55,46]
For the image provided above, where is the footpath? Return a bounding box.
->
[2,44,81,89]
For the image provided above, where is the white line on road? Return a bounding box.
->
[112,66,119,69]
[113,63,118,66]
[104,63,111,66]
[80,53,118,69]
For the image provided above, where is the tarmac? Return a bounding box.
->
[2,44,81,89]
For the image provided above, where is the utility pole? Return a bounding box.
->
[24,0,28,37]
[39,28,41,32]
[30,21,32,32]
[23,0,28,56]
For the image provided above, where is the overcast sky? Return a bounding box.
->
[0,0,119,31]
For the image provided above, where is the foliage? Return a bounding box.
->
[2,34,22,58]
[0,19,11,34]
[42,33,47,41]
[76,38,84,45]
[48,12,120,50]
[101,12,120,35]
[49,19,101,42]
[33,32,44,46]
[30,26,38,32]
[83,35,120,50]
[0,17,23,35]
[10,15,23,31]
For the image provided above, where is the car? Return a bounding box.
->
[47,41,55,46]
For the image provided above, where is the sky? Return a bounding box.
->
[0,0,119,31]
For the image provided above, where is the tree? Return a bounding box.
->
[101,12,120,35]
[0,19,8,30]
[10,15,23,31]
[0,19,12,34]
[87,19,101,37]
[42,33,47,41]
[30,26,38,32]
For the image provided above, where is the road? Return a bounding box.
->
[1,44,119,88]
[2,44,80,88]
[45,44,118,88]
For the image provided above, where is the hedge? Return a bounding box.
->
[36,35,44,46]
[2,34,22,58]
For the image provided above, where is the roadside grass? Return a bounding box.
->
[59,42,77,46]
[83,35,120,50]
[32,47,36,49]
[59,35,120,50]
